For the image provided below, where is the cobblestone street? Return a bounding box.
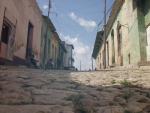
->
[0,66,150,113]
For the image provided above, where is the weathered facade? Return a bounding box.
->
[93,0,150,69]
[40,16,55,69]
[0,0,42,66]
[92,31,104,70]
[41,16,64,69]
[63,42,74,70]
[51,32,61,69]
[58,41,67,69]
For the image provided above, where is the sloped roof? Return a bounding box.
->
[92,0,124,59]
[42,16,56,32]
[92,31,104,59]
[105,0,124,38]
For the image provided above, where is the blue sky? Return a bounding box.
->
[37,0,114,70]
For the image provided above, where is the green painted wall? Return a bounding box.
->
[137,0,150,63]
[106,0,143,66]
[129,18,141,64]
[40,17,52,68]
[98,0,150,68]
[137,8,147,62]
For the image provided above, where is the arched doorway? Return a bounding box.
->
[111,29,115,65]
[117,21,123,66]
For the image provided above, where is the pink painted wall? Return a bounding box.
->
[0,0,42,62]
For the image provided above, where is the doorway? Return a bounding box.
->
[106,41,109,66]
[0,19,12,59]
[117,22,123,66]
[26,22,34,59]
[111,29,115,64]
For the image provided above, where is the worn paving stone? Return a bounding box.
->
[0,66,150,113]
[0,105,74,113]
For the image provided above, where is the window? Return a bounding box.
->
[48,39,50,57]
[1,22,11,44]
[52,44,54,59]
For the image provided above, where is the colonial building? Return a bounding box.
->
[93,0,150,69]
[51,31,61,69]
[63,42,74,70]
[40,16,55,69]
[0,0,42,66]
[92,31,104,70]
[41,16,63,69]
[58,41,67,69]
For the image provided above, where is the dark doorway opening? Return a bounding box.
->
[117,28,122,57]
[26,22,34,59]
[111,29,115,64]
[100,53,101,69]
[1,22,11,44]
[128,53,131,64]
[0,20,12,59]
[117,22,123,66]
[106,41,109,66]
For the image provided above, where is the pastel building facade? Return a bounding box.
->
[93,0,150,69]
[0,0,42,66]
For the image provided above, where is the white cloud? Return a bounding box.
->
[43,5,48,10]
[69,12,97,31]
[60,33,93,70]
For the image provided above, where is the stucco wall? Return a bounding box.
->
[40,18,52,67]
[0,0,42,62]
[104,0,142,67]
[95,0,148,68]
[64,44,73,68]
[50,33,59,68]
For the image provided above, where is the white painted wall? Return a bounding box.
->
[64,43,74,68]
[146,26,150,61]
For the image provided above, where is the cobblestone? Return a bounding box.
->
[0,66,150,113]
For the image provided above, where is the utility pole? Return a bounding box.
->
[80,60,81,71]
[47,0,51,17]
[43,0,51,69]
[91,58,93,71]
[104,0,107,69]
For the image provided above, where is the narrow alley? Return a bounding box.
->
[0,66,149,113]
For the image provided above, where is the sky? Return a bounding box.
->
[37,0,114,70]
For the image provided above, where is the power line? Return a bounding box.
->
[97,2,113,29]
